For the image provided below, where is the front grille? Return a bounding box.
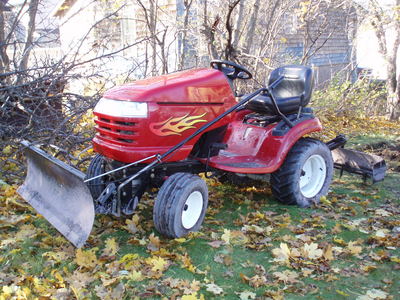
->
[95,116,137,144]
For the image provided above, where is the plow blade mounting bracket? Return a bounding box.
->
[17,141,94,248]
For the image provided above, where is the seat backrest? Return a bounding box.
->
[268,65,314,106]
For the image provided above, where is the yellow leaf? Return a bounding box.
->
[320,196,332,206]
[128,270,143,282]
[221,229,231,244]
[302,243,323,260]
[273,270,299,284]
[103,238,119,256]
[15,224,37,240]
[146,256,168,272]
[179,253,196,273]
[272,243,291,262]
[119,253,139,263]
[147,233,161,251]
[2,145,12,155]
[51,270,64,284]
[390,256,400,263]
[43,251,72,262]
[362,265,377,272]
[333,237,347,246]
[182,292,203,300]
[174,238,186,243]
[347,241,362,255]
[2,286,13,297]
[336,290,349,297]
[323,244,334,261]
[75,248,99,269]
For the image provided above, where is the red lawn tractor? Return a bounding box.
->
[18,61,387,247]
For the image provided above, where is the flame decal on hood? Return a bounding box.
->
[150,113,208,136]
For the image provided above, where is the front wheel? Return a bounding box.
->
[270,138,333,207]
[153,173,208,238]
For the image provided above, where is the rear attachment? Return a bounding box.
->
[17,141,94,248]
[326,135,387,183]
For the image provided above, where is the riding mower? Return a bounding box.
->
[18,60,387,247]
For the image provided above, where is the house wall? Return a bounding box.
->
[280,4,353,86]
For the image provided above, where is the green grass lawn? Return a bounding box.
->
[0,135,399,300]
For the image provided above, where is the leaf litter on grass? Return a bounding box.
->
[1,130,400,299]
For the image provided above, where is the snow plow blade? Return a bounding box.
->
[331,148,386,183]
[17,141,94,248]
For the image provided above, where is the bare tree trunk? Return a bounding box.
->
[178,0,193,69]
[233,0,245,49]
[0,1,10,73]
[18,0,39,73]
[224,0,241,60]
[201,0,219,59]
[149,0,157,76]
[387,21,400,120]
[370,0,400,120]
[159,28,168,74]
[244,0,260,54]
[346,5,358,81]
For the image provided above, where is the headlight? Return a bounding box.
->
[94,98,148,118]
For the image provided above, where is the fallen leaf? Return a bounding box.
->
[221,229,231,244]
[75,248,99,269]
[181,292,204,300]
[208,240,224,248]
[375,209,391,217]
[65,271,95,290]
[237,291,256,300]
[323,244,334,260]
[356,289,389,300]
[102,238,119,256]
[273,270,299,284]
[146,256,168,272]
[205,283,223,295]
[347,241,362,255]
[272,243,291,262]
[302,243,323,260]
[147,233,161,252]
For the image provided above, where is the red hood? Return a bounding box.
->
[103,68,233,103]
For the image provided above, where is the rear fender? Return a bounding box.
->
[212,117,323,174]
[258,118,322,172]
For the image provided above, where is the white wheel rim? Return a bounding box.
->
[299,154,327,198]
[181,191,203,229]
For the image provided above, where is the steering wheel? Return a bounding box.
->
[210,60,252,80]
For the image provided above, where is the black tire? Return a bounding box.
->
[86,154,106,199]
[153,173,208,238]
[270,138,333,207]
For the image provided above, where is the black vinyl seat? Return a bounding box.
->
[246,65,314,115]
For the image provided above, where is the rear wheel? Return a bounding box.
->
[153,173,208,238]
[270,138,333,207]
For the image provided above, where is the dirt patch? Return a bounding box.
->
[360,141,400,172]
